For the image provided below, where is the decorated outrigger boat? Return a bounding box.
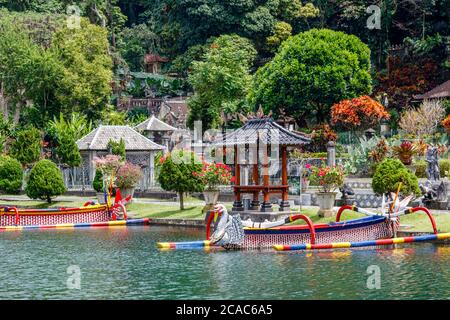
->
[157,201,449,251]
[0,191,149,231]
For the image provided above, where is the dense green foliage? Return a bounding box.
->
[107,138,126,159]
[372,158,420,197]
[0,11,112,126]
[0,155,23,193]
[250,29,372,124]
[187,34,257,129]
[157,150,204,209]
[55,130,82,167]
[9,127,42,167]
[25,159,66,203]
[93,169,104,193]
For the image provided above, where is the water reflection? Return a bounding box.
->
[0,226,448,299]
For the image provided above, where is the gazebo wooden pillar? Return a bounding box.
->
[261,143,272,212]
[251,162,260,210]
[279,145,290,211]
[232,145,244,211]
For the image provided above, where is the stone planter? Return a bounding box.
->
[203,190,220,205]
[120,187,135,203]
[316,192,337,217]
[203,190,220,214]
[97,192,106,204]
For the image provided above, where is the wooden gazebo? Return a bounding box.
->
[212,117,311,213]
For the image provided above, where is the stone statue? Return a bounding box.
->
[425,146,440,181]
[420,180,447,202]
[340,183,355,198]
[420,146,448,209]
[339,183,355,206]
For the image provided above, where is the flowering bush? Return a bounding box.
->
[442,114,450,132]
[115,162,142,189]
[93,155,123,177]
[331,95,390,130]
[308,165,345,193]
[193,162,235,190]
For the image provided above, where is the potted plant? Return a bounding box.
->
[392,140,417,165]
[194,162,234,212]
[115,162,142,201]
[93,155,123,204]
[308,165,345,217]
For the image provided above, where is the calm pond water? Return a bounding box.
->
[0,225,448,300]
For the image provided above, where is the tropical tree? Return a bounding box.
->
[187,34,257,130]
[52,18,113,121]
[249,28,372,124]
[157,149,204,210]
[9,127,42,167]
[0,12,113,125]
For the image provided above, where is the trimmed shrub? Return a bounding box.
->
[0,156,23,193]
[372,158,421,196]
[25,159,66,203]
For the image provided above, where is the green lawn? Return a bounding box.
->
[132,204,450,233]
[129,202,206,220]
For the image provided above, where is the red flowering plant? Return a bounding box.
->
[331,95,390,131]
[193,162,235,191]
[308,165,345,193]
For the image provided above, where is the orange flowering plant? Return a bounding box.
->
[331,95,390,130]
[442,115,450,132]
[308,165,345,193]
[193,162,235,191]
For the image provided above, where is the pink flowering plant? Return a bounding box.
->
[115,162,142,189]
[193,162,235,191]
[308,164,345,193]
[93,155,123,177]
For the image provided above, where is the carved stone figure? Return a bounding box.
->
[420,180,447,202]
[425,146,440,181]
[339,183,355,198]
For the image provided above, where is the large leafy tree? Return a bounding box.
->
[249,28,372,124]
[0,12,113,125]
[187,34,257,130]
[117,23,160,71]
[52,18,113,121]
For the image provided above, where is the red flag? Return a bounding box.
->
[115,188,122,204]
